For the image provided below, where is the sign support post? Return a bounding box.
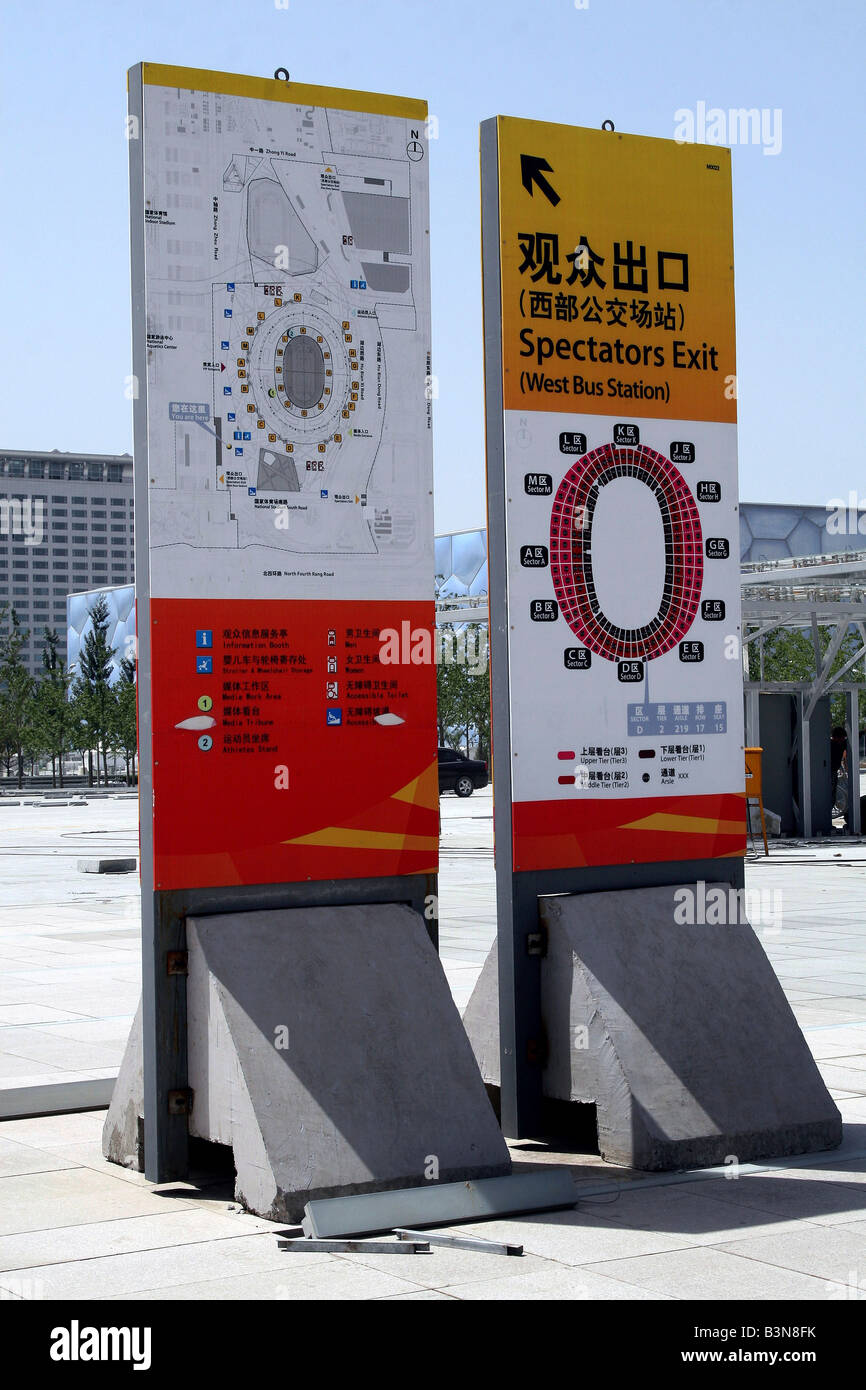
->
[481,117,544,1137]
[106,65,509,1209]
[475,115,840,1163]
[126,63,187,1181]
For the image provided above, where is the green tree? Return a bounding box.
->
[113,654,138,785]
[436,624,466,746]
[68,683,93,782]
[463,624,491,762]
[0,606,36,789]
[435,623,491,757]
[0,622,12,778]
[34,628,74,787]
[73,594,115,786]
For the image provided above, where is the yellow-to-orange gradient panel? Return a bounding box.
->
[494,118,736,424]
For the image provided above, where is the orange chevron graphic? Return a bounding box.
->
[284,756,439,855]
[513,792,745,872]
[391,758,438,807]
[284,827,438,852]
[620,812,745,836]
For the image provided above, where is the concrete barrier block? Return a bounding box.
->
[77,858,138,874]
[105,903,510,1219]
[186,904,510,1220]
[463,884,842,1170]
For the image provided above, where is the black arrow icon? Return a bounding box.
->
[520,154,560,206]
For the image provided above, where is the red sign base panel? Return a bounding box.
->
[149,599,438,891]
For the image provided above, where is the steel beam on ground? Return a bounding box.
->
[302,1169,583,1237]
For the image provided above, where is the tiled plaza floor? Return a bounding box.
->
[1,787,865,1299]
[0,795,140,1094]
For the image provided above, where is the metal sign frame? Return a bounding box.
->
[129,65,437,1181]
[480,116,745,1137]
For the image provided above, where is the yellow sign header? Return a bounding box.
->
[135,63,427,122]
[492,117,736,423]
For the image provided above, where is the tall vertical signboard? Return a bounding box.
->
[481,118,745,1133]
[129,65,438,1177]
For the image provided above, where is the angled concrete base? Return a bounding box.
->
[102,1001,144,1170]
[104,904,510,1219]
[462,885,842,1170]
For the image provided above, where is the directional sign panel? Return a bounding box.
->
[482,118,745,872]
[130,66,437,890]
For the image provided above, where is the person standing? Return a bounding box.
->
[830,726,849,829]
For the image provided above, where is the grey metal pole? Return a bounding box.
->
[480,117,543,1138]
[128,65,189,1181]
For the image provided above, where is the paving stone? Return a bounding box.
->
[582,1182,817,1244]
[439,1263,672,1300]
[379,1289,458,1300]
[0,1055,60,1079]
[0,1166,196,1236]
[337,1242,553,1288]
[0,1206,275,1272]
[715,1221,866,1287]
[0,1138,78,1178]
[0,1111,107,1149]
[0,1232,296,1299]
[696,1173,866,1226]
[580,1245,846,1300]
[817,1064,866,1093]
[0,1006,91,1025]
[104,1257,424,1301]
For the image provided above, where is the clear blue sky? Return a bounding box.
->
[1,0,863,531]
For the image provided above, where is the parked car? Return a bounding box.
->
[438,746,488,797]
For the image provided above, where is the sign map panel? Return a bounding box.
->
[131,66,437,890]
[483,118,745,872]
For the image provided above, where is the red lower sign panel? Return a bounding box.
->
[148,598,438,891]
[513,791,746,871]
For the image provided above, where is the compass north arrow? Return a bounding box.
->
[520,154,560,206]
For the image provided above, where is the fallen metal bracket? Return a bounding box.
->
[302,1169,581,1238]
[277,1238,430,1255]
[394,1228,523,1256]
